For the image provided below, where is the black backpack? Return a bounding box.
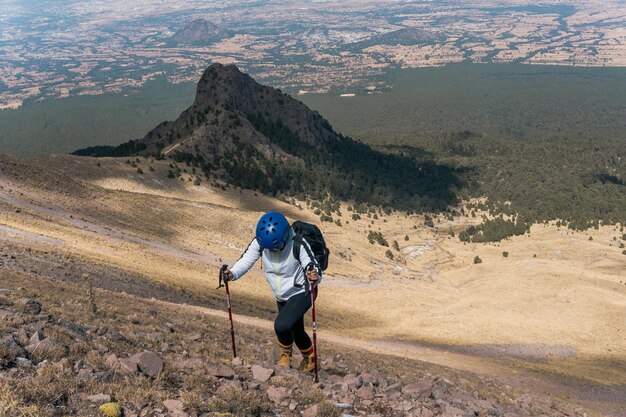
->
[292,221,330,271]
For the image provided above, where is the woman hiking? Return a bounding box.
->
[223,211,321,372]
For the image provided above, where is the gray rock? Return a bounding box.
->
[174,358,205,369]
[251,364,274,382]
[25,338,68,360]
[206,364,235,379]
[21,299,41,315]
[29,331,44,344]
[130,352,163,378]
[430,378,450,400]
[402,382,430,396]
[86,393,111,403]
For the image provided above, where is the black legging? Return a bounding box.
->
[274,288,318,349]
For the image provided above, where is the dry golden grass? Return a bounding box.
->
[1,154,625,402]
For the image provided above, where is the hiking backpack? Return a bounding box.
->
[292,220,330,271]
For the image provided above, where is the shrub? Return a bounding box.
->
[368,231,388,246]
[136,168,143,174]
[474,256,482,264]
[404,235,409,241]
[502,251,509,257]
[352,213,361,221]
[385,250,394,260]
[393,240,400,251]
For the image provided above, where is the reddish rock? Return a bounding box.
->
[163,399,189,417]
[303,404,318,417]
[357,386,375,400]
[266,386,288,403]
[118,358,138,374]
[251,364,274,382]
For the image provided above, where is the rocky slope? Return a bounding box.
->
[0,270,587,417]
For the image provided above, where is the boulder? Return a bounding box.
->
[29,331,44,344]
[206,363,235,379]
[163,399,189,417]
[251,365,274,382]
[303,405,318,417]
[20,298,41,315]
[266,386,288,404]
[118,358,138,374]
[25,338,68,361]
[130,352,163,378]
[105,354,120,370]
[430,378,450,400]
[402,382,430,396]
[343,374,363,388]
[357,386,375,400]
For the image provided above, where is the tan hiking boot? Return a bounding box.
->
[298,353,316,373]
[276,344,292,368]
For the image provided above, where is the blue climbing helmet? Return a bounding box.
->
[256,212,290,250]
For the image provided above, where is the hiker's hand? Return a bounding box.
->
[223,269,233,282]
[306,268,319,283]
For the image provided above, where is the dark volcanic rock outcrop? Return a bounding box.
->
[76,64,462,210]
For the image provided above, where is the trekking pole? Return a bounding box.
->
[308,266,319,383]
[217,264,237,358]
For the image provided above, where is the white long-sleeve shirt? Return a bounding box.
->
[230,228,321,301]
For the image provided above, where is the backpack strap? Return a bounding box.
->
[292,234,302,260]
[292,234,315,294]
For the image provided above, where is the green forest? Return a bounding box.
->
[298,64,626,239]
[0,78,195,156]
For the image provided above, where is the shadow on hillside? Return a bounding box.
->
[5,242,381,333]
